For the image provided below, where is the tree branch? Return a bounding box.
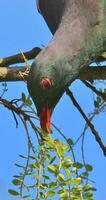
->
[0,97,43,140]
[0,47,41,67]
[0,66,106,82]
[79,66,106,80]
[66,88,106,156]
[0,66,29,81]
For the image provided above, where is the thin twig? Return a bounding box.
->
[82,80,106,101]
[0,97,42,140]
[74,100,105,146]
[52,123,76,163]
[11,110,18,128]
[66,88,106,156]
[19,118,32,198]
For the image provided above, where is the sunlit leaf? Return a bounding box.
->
[58,173,65,181]
[65,168,72,177]
[63,158,72,168]
[31,162,39,169]
[48,164,57,173]
[65,177,82,185]
[41,183,48,189]
[47,190,55,197]
[58,189,68,198]
[49,181,57,188]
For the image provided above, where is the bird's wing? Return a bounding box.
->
[36,0,64,34]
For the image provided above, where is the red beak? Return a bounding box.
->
[39,105,52,135]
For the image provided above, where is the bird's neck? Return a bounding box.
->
[36,0,105,87]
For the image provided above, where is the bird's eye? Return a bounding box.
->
[40,78,52,90]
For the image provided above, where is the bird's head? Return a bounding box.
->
[27,59,65,135]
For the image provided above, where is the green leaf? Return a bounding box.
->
[22,92,26,102]
[56,144,69,157]
[45,137,56,148]
[15,163,25,169]
[83,184,96,192]
[8,189,19,196]
[63,158,72,168]
[19,154,27,159]
[65,168,72,177]
[47,190,55,197]
[12,179,22,186]
[23,195,30,199]
[13,175,21,178]
[47,154,54,161]
[58,174,65,181]
[43,175,50,180]
[65,177,82,185]
[41,183,48,189]
[85,164,93,171]
[83,191,93,198]
[48,164,57,173]
[82,172,89,177]
[58,189,68,198]
[49,181,57,188]
[71,167,77,173]
[40,192,46,199]
[73,162,83,169]
[21,93,32,106]
[31,162,39,169]
[25,99,32,106]
[29,155,40,162]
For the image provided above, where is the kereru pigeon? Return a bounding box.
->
[27,0,105,135]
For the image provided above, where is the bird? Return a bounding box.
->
[27,0,105,135]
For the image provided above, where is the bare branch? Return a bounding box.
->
[0,47,41,67]
[0,97,42,139]
[0,66,29,81]
[79,66,106,80]
[66,88,106,156]
[0,66,106,82]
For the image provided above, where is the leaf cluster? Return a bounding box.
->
[8,137,96,200]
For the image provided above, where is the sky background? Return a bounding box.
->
[0,1,106,199]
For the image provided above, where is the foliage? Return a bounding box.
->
[0,83,105,200]
[8,136,96,200]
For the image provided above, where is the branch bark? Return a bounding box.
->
[0,47,41,67]
[0,66,106,82]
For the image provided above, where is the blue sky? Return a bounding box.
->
[0,1,106,199]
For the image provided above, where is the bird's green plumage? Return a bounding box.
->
[27,0,106,130]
